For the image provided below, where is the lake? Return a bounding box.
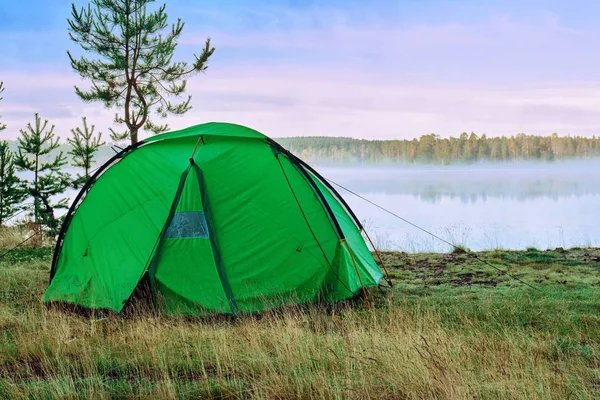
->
[23,160,600,252]
[315,161,600,252]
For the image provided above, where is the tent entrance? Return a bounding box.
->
[147,163,237,315]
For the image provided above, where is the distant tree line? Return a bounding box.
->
[278,133,600,164]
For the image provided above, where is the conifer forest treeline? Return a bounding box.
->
[278,133,600,164]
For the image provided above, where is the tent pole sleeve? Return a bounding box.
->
[144,165,192,308]
[264,137,363,231]
[269,143,344,240]
[275,154,356,296]
[193,164,238,315]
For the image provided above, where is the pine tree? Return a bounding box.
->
[68,116,105,188]
[15,114,71,235]
[0,142,27,226]
[67,0,215,144]
[0,83,28,226]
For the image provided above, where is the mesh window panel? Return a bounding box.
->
[164,211,209,239]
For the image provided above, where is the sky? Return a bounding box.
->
[1,0,600,141]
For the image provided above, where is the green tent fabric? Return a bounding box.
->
[43,122,384,315]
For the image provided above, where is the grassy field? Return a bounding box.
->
[0,241,599,399]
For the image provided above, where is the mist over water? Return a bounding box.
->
[16,161,599,252]
[315,160,600,251]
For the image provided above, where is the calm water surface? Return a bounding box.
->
[26,161,600,252]
[314,161,600,251]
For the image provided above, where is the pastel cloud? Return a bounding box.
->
[2,64,600,142]
[1,3,600,141]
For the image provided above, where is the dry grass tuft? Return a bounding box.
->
[0,245,599,399]
[0,226,23,250]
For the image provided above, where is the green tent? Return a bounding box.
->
[43,123,384,315]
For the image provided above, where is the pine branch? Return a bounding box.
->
[0,141,27,225]
[68,116,105,183]
[67,0,215,144]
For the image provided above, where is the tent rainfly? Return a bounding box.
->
[43,123,384,315]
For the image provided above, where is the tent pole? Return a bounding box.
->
[190,135,204,160]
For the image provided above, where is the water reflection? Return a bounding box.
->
[316,162,600,251]
[317,163,598,203]
[14,162,600,252]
